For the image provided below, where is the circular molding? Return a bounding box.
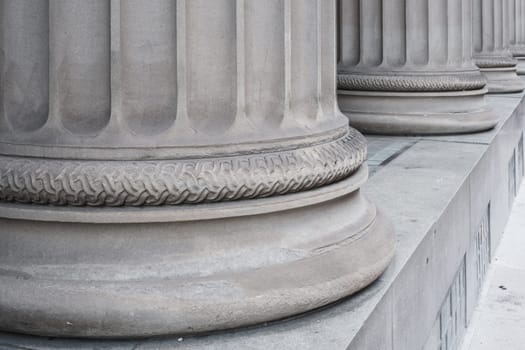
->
[0,166,369,223]
[475,56,517,68]
[338,88,498,135]
[0,129,366,207]
[337,72,486,92]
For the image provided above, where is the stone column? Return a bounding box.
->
[0,0,395,338]
[510,0,525,74]
[337,0,497,135]
[473,0,525,92]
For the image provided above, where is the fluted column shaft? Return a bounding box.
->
[1,0,341,158]
[0,0,355,204]
[510,0,525,74]
[337,0,497,135]
[473,0,525,91]
[339,0,479,84]
[0,0,394,338]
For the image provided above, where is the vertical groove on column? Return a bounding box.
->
[245,0,285,127]
[517,0,520,44]
[320,0,336,118]
[503,0,509,50]
[522,0,524,46]
[336,0,342,64]
[360,0,382,66]
[448,0,462,65]
[521,0,525,46]
[460,0,471,65]
[316,0,322,121]
[495,0,503,51]
[283,0,292,122]
[515,0,523,46]
[505,0,511,51]
[516,0,523,46]
[507,0,515,50]
[338,0,360,67]
[234,0,247,127]
[517,0,525,45]
[0,0,49,132]
[186,0,236,133]
[515,0,519,48]
[49,0,111,135]
[120,0,177,135]
[510,0,517,46]
[473,0,483,53]
[290,0,319,123]
[174,0,190,130]
[481,0,495,52]
[406,0,429,65]
[488,0,496,51]
[110,0,121,126]
[429,0,448,65]
[383,0,406,67]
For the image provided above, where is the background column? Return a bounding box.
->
[510,0,525,74]
[337,0,498,135]
[473,0,525,92]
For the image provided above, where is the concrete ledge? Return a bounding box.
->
[1,91,524,349]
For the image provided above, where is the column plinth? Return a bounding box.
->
[473,0,525,92]
[0,0,395,338]
[337,0,498,136]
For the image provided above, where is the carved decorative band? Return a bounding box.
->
[0,129,366,207]
[475,56,517,68]
[337,73,487,92]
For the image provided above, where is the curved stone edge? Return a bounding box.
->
[511,46,525,57]
[480,67,525,93]
[517,58,525,75]
[0,200,395,338]
[0,129,366,207]
[338,89,499,135]
[336,72,486,92]
[343,110,498,136]
[475,56,518,68]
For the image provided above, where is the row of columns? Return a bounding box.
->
[338,0,525,135]
[0,0,522,339]
[510,0,525,73]
[472,0,524,93]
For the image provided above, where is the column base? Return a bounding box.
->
[338,88,498,135]
[516,57,525,75]
[480,67,525,93]
[0,165,395,338]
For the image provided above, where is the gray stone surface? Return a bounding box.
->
[2,79,523,350]
[366,136,418,176]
